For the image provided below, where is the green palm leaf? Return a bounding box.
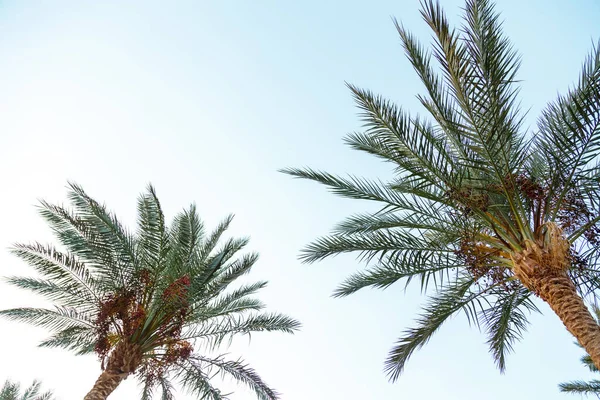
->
[0,380,55,400]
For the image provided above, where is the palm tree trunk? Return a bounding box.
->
[514,254,600,368]
[83,371,127,400]
[536,272,600,369]
[84,341,142,400]
[510,226,600,369]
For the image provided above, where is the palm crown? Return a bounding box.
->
[283,0,600,380]
[1,183,299,399]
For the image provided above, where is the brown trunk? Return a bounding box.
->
[83,371,127,400]
[535,272,600,369]
[511,224,600,369]
[84,341,142,400]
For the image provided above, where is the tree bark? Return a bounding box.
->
[84,341,142,400]
[536,272,600,369]
[83,371,127,400]
[511,233,600,369]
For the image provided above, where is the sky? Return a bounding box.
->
[0,0,600,399]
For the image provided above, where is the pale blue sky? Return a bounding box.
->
[0,1,599,399]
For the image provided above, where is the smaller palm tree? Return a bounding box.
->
[0,183,300,400]
[560,305,600,398]
[0,380,55,400]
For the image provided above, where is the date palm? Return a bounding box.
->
[0,380,55,400]
[0,183,300,400]
[283,0,600,380]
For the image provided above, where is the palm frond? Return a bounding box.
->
[480,287,538,372]
[301,229,454,264]
[198,215,235,263]
[344,84,457,188]
[559,380,600,396]
[138,367,176,400]
[0,307,93,332]
[536,41,600,219]
[184,313,300,349]
[168,204,205,274]
[0,380,55,400]
[204,253,260,300]
[0,381,20,400]
[581,352,600,374]
[136,184,169,273]
[38,325,96,355]
[204,238,250,274]
[5,277,95,311]
[37,200,126,290]
[20,380,46,400]
[333,209,457,236]
[384,276,485,381]
[191,237,251,295]
[333,247,457,297]
[157,377,175,400]
[66,182,136,283]
[203,282,268,317]
[174,359,225,400]
[280,168,415,209]
[188,355,279,400]
[395,19,473,165]
[37,202,113,272]
[9,243,99,303]
[281,168,460,229]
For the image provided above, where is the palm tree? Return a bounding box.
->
[560,305,600,397]
[0,380,55,400]
[0,183,300,400]
[283,0,600,381]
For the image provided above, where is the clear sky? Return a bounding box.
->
[0,1,600,399]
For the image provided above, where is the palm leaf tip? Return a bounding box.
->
[188,356,281,400]
[482,288,537,373]
[248,313,302,334]
[559,380,600,395]
[384,278,478,381]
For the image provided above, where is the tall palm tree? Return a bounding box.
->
[283,0,600,380]
[0,183,300,400]
[0,380,55,400]
[560,305,600,397]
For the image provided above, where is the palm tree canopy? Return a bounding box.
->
[0,380,55,400]
[283,0,600,381]
[0,183,300,399]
